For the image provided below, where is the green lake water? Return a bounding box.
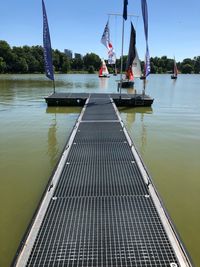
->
[0,74,200,267]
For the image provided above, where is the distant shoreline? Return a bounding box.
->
[1,72,199,76]
[1,40,200,75]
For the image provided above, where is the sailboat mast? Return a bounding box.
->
[119,18,125,96]
[174,57,178,76]
[143,77,146,95]
[107,12,138,93]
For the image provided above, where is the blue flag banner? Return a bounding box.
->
[141,0,148,42]
[123,0,128,20]
[42,0,54,81]
[141,0,150,77]
[145,45,150,77]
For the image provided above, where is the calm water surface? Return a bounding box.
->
[0,74,200,267]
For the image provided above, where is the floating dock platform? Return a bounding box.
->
[13,94,192,267]
[45,92,154,107]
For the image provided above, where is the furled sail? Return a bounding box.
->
[174,59,178,76]
[126,22,136,71]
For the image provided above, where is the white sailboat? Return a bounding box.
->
[99,59,110,78]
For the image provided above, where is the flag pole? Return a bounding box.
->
[119,18,125,98]
[53,80,55,94]
[142,78,146,95]
[119,0,128,98]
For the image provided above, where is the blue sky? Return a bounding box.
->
[0,0,200,62]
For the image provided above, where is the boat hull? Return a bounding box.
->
[99,75,110,78]
[121,81,134,88]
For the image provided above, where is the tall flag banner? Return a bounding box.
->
[141,0,148,42]
[123,0,128,20]
[126,22,136,70]
[108,44,116,64]
[141,0,150,77]
[145,46,150,77]
[42,0,54,81]
[101,20,110,49]
[101,20,116,64]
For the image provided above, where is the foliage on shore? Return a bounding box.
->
[0,40,200,74]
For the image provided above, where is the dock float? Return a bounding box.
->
[45,92,154,107]
[13,94,192,267]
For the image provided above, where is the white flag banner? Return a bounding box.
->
[108,45,116,64]
[101,20,116,64]
[101,21,110,49]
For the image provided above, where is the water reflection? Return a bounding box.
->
[99,77,108,90]
[46,106,81,168]
[46,106,81,114]
[172,78,177,85]
[47,113,58,168]
[127,87,137,94]
[121,107,153,155]
[85,81,98,89]
[120,106,153,114]
[140,113,147,155]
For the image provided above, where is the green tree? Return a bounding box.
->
[88,65,95,74]
[30,46,44,72]
[71,58,83,70]
[150,61,156,74]
[194,56,200,74]
[181,64,193,74]
[0,40,12,62]
[61,56,70,73]
[83,53,101,71]
[167,59,174,73]
[182,58,194,66]
[10,55,28,73]
[3,39,200,74]
[0,57,6,73]
[26,55,40,73]
[52,50,60,72]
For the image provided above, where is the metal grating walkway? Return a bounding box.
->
[15,94,192,267]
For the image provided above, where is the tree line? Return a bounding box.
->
[0,40,102,74]
[1,40,200,74]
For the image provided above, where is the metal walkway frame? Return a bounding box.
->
[14,95,192,267]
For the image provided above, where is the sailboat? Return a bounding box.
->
[171,57,178,79]
[121,22,141,88]
[99,59,110,78]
